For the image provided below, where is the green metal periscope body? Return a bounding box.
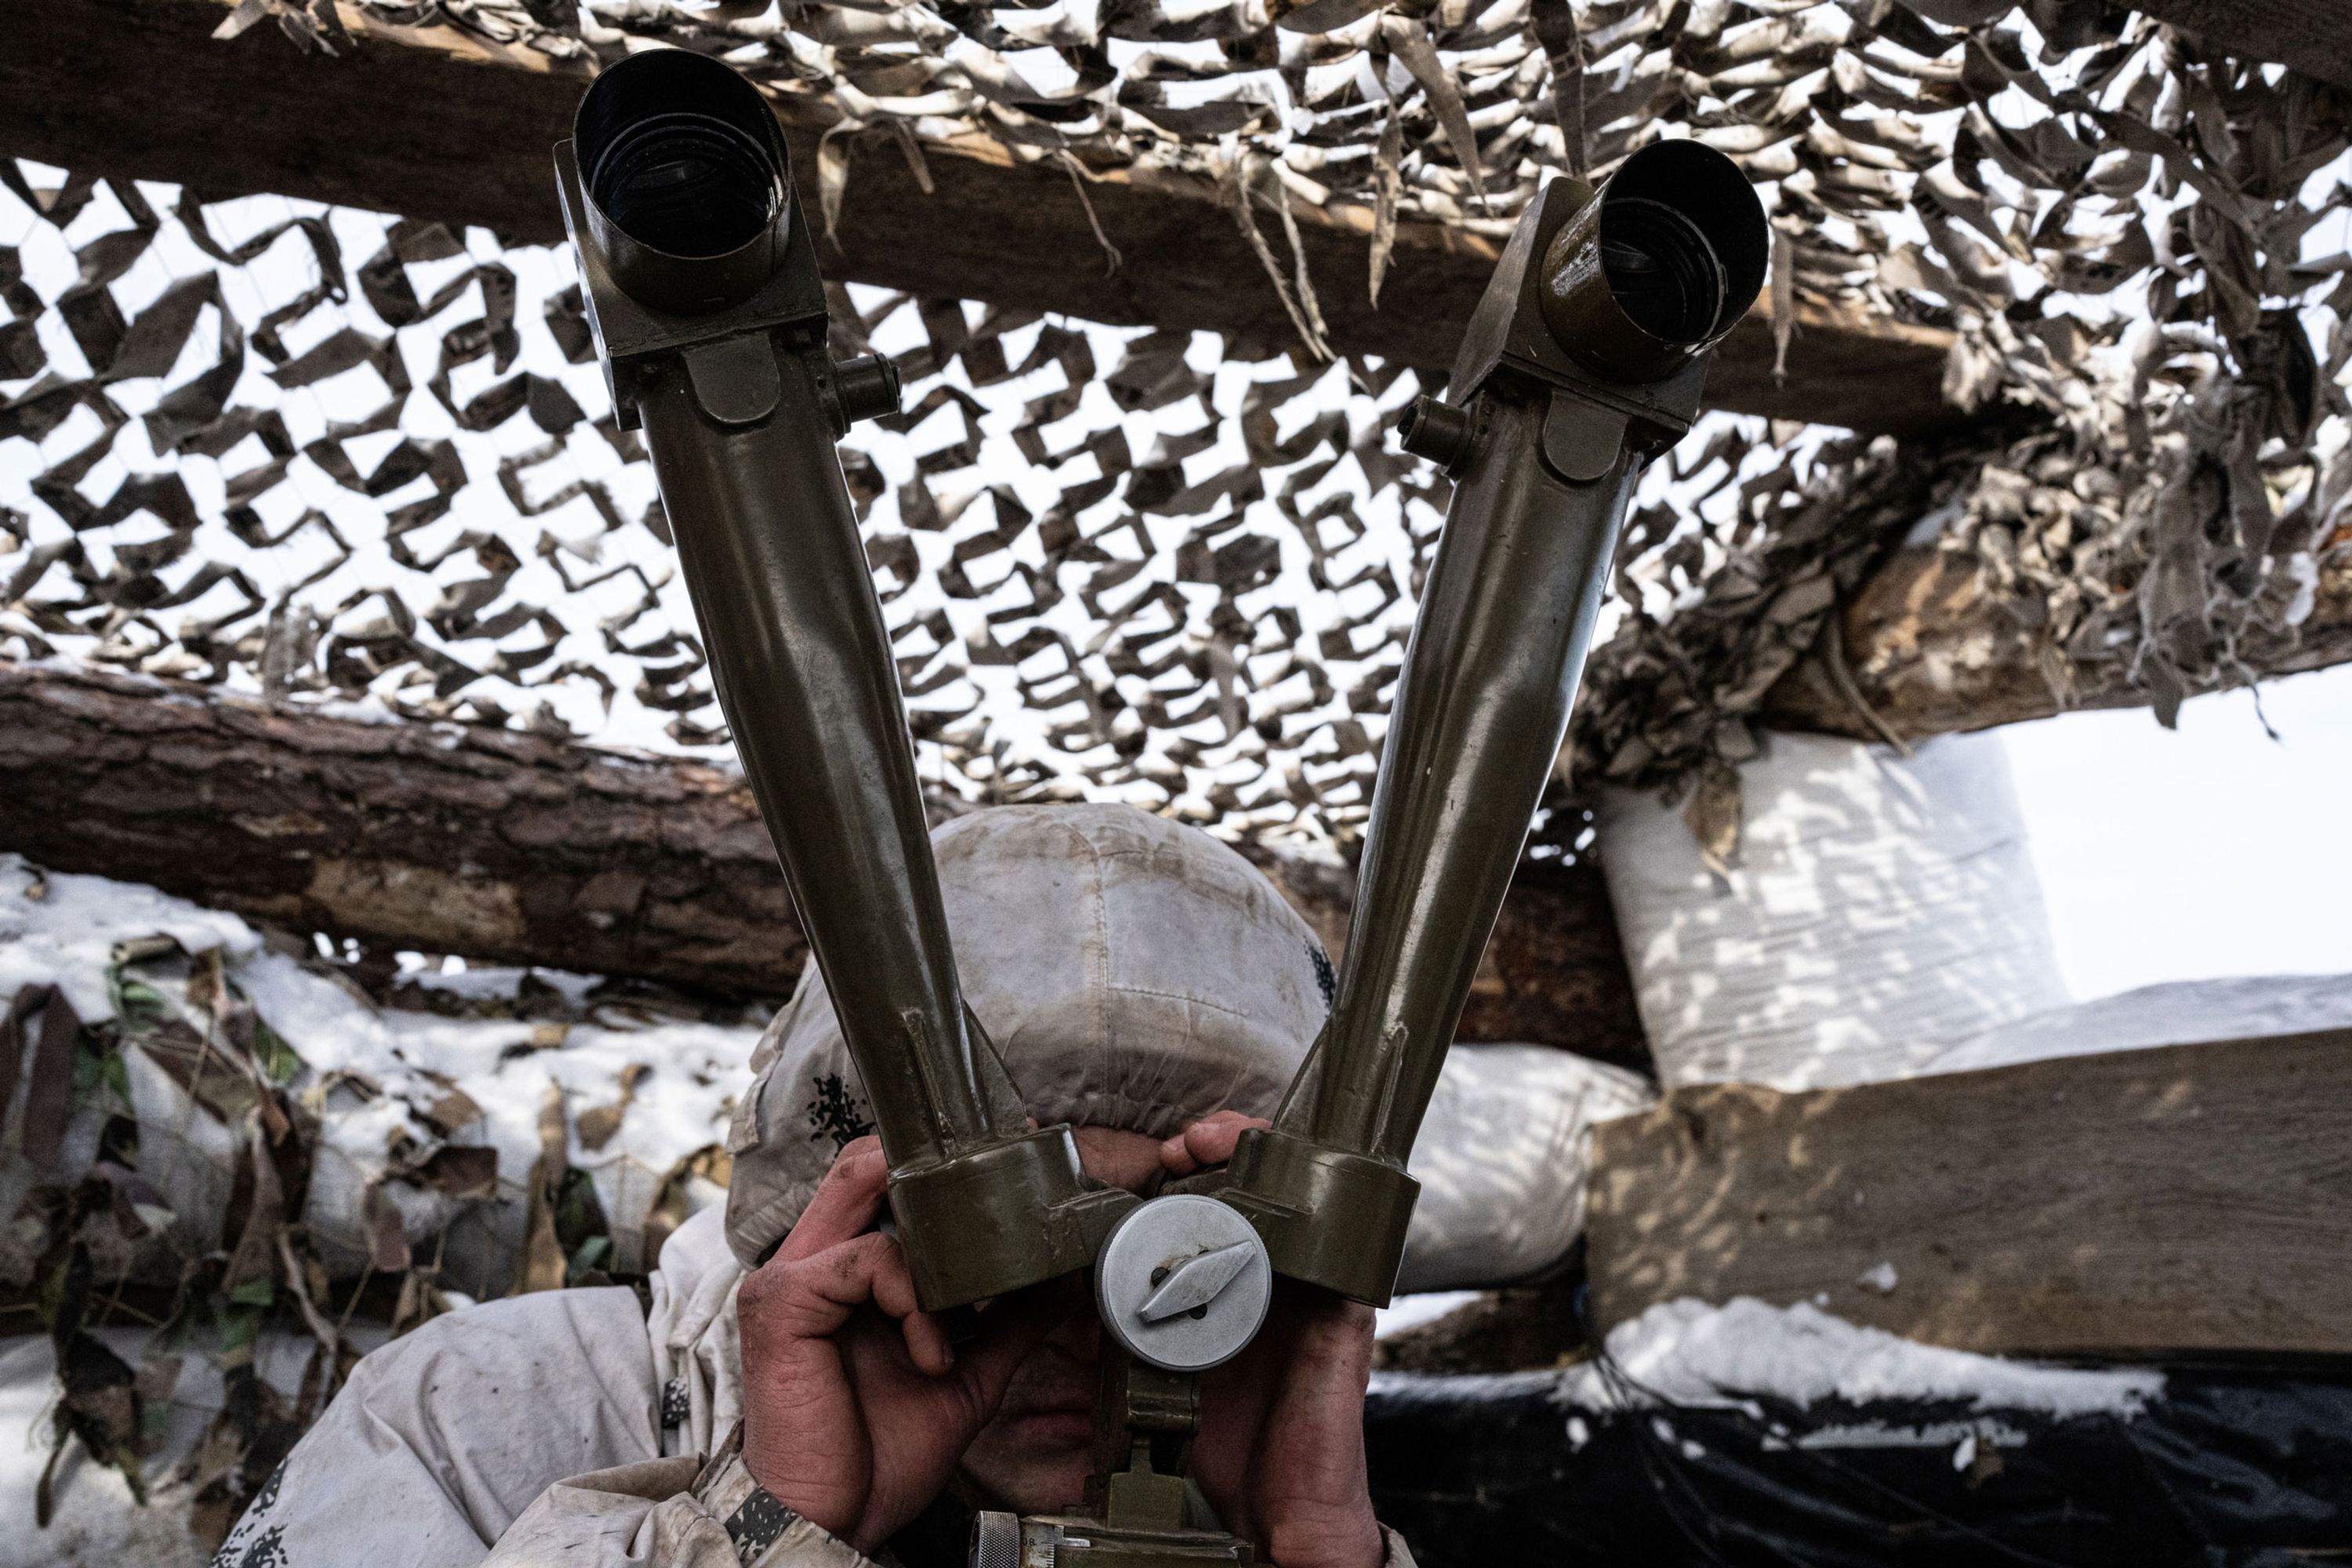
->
[555,49,1134,1313]
[1194,143,1767,1306]
[554,49,1762,1565]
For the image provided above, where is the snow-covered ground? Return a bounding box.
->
[1551,1296,2161,1420]
[0,1325,398,1568]
[0,852,757,1291]
[1369,1294,2165,1482]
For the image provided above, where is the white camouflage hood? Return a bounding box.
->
[723,804,1332,1269]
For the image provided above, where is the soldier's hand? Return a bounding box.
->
[735,1135,1074,1551]
[1164,1114,1387,1568]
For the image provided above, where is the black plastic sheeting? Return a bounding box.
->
[1364,1363,2352,1566]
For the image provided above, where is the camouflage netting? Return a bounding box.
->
[1574,17,2352,808]
[5,7,2352,1548]
[0,855,764,1552]
[0,170,1461,846]
[2,1,2350,855]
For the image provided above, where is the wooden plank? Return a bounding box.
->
[1586,1029,2352,1357]
[1760,544,2352,739]
[0,660,1650,1062]
[2135,0,2352,91]
[0,0,1960,433]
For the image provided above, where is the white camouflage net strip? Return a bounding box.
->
[2,3,2350,850]
[0,165,1461,847]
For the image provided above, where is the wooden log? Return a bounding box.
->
[1584,1029,2352,1357]
[1265,849,1648,1068]
[1370,1277,1583,1374]
[0,660,1650,1062]
[1760,544,2352,739]
[2135,0,2352,90]
[0,0,1959,434]
[0,661,808,995]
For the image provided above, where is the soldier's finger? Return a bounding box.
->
[1162,1111,1271,1174]
[777,1135,889,1263]
[768,1231,953,1372]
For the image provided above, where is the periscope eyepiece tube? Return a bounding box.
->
[1538,140,1769,380]
[555,50,1134,1309]
[573,51,789,315]
[1216,143,1768,1305]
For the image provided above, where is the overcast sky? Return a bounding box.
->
[2003,659,2352,1001]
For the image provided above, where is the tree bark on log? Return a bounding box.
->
[0,660,807,994]
[0,661,1650,1065]
[1759,545,2352,740]
[2133,0,2352,91]
[0,0,1959,435]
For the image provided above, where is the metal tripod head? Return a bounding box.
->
[554,53,1762,1563]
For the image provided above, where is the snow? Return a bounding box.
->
[1919,971,2352,1077]
[1555,1298,2163,1420]
[0,854,260,1021]
[2,855,1659,1297]
[399,962,601,1007]
[0,1323,385,1568]
[364,1010,757,1279]
[0,852,757,1287]
[3,865,2170,1460]
[1374,1290,1483,1340]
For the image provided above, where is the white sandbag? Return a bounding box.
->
[1396,1044,1655,1294]
[1598,732,2067,1091]
[1918,972,2352,1076]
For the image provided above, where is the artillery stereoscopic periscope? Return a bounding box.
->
[554,49,1763,1568]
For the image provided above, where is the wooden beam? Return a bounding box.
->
[1370,1278,1582,1374]
[1760,546,2352,739]
[0,0,1959,434]
[0,659,810,996]
[1585,1030,2352,1357]
[0,660,1650,1063]
[2134,0,2352,91]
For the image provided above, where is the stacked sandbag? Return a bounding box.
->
[1397,1044,1653,1294]
[1,847,1665,1554]
[5,853,1645,1307]
[1597,731,2068,1091]
[0,855,756,1559]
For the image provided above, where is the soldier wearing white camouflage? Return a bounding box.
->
[219,805,1417,1568]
